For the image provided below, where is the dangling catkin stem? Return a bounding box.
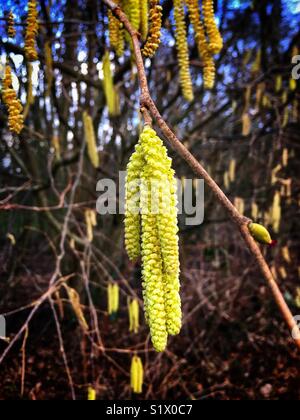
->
[83,111,100,168]
[1,64,24,134]
[173,0,194,101]
[25,0,39,62]
[142,0,163,58]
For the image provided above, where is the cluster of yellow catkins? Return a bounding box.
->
[102,51,120,117]
[107,283,120,315]
[130,356,143,394]
[25,0,39,62]
[186,0,223,89]
[83,111,100,168]
[1,65,24,134]
[128,298,139,333]
[142,0,162,57]
[125,126,181,352]
[7,11,16,38]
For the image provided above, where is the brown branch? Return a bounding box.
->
[104,0,300,350]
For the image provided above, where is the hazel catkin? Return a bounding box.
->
[125,126,182,352]
[173,0,194,101]
[1,64,24,134]
[25,0,39,62]
[7,11,16,38]
[142,0,163,58]
[202,0,223,55]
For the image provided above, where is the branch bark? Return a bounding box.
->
[103,0,300,350]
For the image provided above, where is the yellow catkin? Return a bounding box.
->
[140,127,181,339]
[202,0,223,55]
[85,209,94,242]
[142,0,162,57]
[102,51,120,117]
[242,112,251,136]
[87,387,96,400]
[25,0,39,62]
[130,356,143,394]
[140,0,149,41]
[83,111,100,168]
[282,148,289,167]
[52,135,61,160]
[223,171,230,189]
[289,78,297,91]
[6,233,16,246]
[108,283,119,315]
[108,0,124,57]
[282,246,291,264]
[272,191,281,233]
[282,106,290,128]
[251,49,261,74]
[1,64,24,134]
[125,126,182,351]
[44,40,53,96]
[173,0,194,101]
[186,0,215,89]
[7,11,16,38]
[65,286,89,331]
[275,75,282,92]
[229,159,236,183]
[128,298,139,333]
[107,283,113,315]
[125,142,144,260]
[112,283,119,313]
[279,266,287,280]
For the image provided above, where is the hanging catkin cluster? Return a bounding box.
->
[186,0,223,89]
[83,111,100,168]
[130,356,143,394]
[25,0,39,62]
[108,0,124,57]
[102,51,120,117]
[6,11,16,38]
[142,0,162,58]
[2,65,24,134]
[173,0,194,101]
[125,126,181,352]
